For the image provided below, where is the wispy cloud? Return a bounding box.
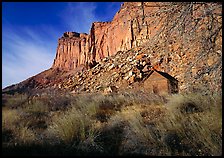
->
[60,2,97,33]
[2,2,98,89]
[2,25,57,88]
[2,2,121,89]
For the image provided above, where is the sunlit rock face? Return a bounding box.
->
[52,2,165,70]
[3,2,221,94]
[52,32,90,70]
[52,2,222,92]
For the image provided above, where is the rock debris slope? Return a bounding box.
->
[3,2,222,94]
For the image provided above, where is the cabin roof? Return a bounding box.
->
[147,70,178,82]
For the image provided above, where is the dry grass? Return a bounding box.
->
[47,97,101,146]
[2,91,222,156]
[23,100,49,114]
[48,108,89,144]
[15,127,37,145]
[2,108,20,130]
[2,108,37,146]
[155,92,222,156]
[2,93,28,108]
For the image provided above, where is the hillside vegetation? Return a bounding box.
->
[2,90,222,156]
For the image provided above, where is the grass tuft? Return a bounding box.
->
[2,91,222,156]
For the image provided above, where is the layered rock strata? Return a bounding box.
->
[52,2,167,70]
[3,2,222,94]
[52,2,222,92]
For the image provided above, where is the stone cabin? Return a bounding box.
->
[143,70,178,94]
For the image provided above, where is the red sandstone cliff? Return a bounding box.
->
[52,2,166,70]
[51,2,222,92]
[3,2,222,94]
[52,32,89,70]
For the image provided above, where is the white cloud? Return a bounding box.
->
[61,2,97,33]
[2,2,121,89]
[2,2,98,89]
[2,26,56,88]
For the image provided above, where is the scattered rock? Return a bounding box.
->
[103,86,118,94]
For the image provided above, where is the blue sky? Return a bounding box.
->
[2,2,123,88]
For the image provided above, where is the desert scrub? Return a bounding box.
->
[2,108,37,146]
[118,90,168,106]
[2,93,28,108]
[73,95,100,117]
[47,99,103,155]
[46,92,74,111]
[73,93,125,122]
[2,108,21,130]
[165,92,221,114]
[2,108,21,143]
[156,92,222,156]
[122,107,153,141]
[105,104,167,156]
[23,100,49,114]
[47,105,97,145]
[14,126,36,145]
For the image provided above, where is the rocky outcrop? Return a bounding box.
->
[52,2,222,92]
[3,2,222,94]
[52,32,90,70]
[52,2,166,70]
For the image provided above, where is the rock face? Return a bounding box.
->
[52,2,166,70]
[51,2,222,93]
[52,32,90,70]
[3,2,222,94]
